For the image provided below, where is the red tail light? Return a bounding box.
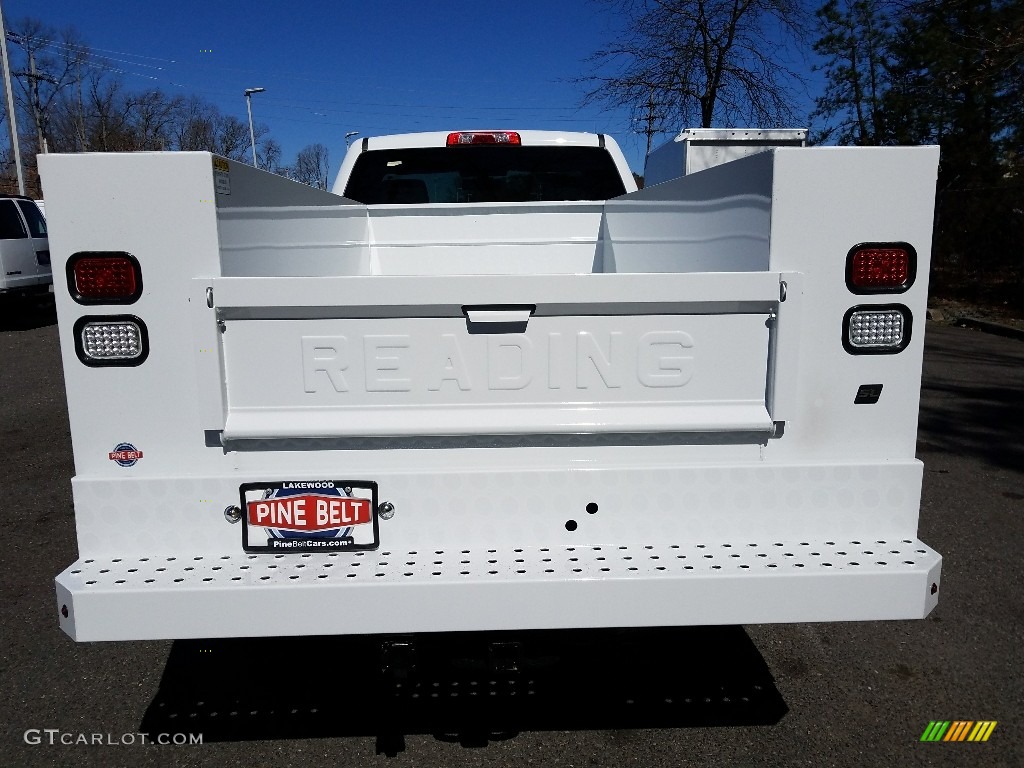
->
[446,131,522,146]
[846,243,915,293]
[68,252,142,304]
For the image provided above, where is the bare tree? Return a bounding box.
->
[173,95,216,151]
[580,0,810,130]
[7,18,89,153]
[259,137,283,174]
[213,114,252,160]
[293,143,330,189]
[84,74,134,151]
[132,89,185,150]
[0,14,289,194]
[172,97,269,161]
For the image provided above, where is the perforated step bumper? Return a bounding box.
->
[56,538,941,641]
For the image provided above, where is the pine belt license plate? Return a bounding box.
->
[240,480,379,553]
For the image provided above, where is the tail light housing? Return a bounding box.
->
[73,316,149,367]
[843,305,912,354]
[67,252,143,304]
[846,243,916,294]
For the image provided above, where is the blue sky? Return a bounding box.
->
[3,0,817,176]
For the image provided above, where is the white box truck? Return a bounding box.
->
[40,130,942,641]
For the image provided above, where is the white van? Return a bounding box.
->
[0,195,50,299]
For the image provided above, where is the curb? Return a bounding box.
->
[953,316,1024,342]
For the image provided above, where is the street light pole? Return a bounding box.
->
[0,0,25,194]
[244,87,265,168]
[345,131,360,148]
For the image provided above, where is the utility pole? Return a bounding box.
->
[26,41,44,152]
[76,58,84,151]
[8,28,60,156]
[0,0,24,194]
[639,91,664,158]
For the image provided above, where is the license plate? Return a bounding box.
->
[240,480,379,553]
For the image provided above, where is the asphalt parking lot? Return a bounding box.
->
[1,301,1021,767]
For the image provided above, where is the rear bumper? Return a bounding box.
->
[0,278,51,297]
[55,537,941,641]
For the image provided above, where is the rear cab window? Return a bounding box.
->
[0,200,28,240]
[344,146,627,204]
[15,200,47,238]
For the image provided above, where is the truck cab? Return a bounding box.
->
[333,130,637,203]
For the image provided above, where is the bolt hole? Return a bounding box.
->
[565,520,577,532]
[586,503,598,514]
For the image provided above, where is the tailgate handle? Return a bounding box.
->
[462,304,535,333]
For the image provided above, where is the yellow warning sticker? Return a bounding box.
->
[213,157,231,195]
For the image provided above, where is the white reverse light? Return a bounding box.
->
[845,307,910,352]
[75,318,148,365]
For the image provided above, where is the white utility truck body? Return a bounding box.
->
[40,130,942,642]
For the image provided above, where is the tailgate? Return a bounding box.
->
[196,272,792,442]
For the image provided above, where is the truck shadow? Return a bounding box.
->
[139,626,787,753]
[917,328,1024,471]
[0,294,56,331]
